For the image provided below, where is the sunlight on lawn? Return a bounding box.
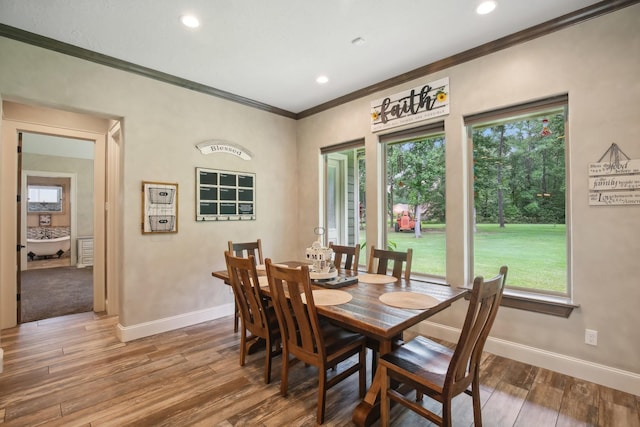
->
[370,223,566,292]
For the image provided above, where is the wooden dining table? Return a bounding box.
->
[212,261,469,426]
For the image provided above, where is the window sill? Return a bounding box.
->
[373,273,579,318]
[500,289,579,318]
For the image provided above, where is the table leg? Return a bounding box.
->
[352,365,383,426]
[352,339,392,426]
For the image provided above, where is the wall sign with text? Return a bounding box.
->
[588,143,640,206]
[196,167,256,221]
[370,77,449,132]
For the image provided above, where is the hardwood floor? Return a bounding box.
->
[1,312,638,426]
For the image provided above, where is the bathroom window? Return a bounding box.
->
[27,185,63,212]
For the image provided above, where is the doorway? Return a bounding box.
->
[1,101,118,329]
[19,133,94,322]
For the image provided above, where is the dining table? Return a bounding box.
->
[212,260,469,426]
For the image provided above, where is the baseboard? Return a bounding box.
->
[416,321,640,396]
[116,303,234,343]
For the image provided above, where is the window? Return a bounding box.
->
[381,123,446,278]
[27,185,63,212]
[468,96,569,296]
[321,140,366,265]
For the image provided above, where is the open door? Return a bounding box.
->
[16,132,23,323]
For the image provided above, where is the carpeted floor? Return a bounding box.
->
[20,266,93,323]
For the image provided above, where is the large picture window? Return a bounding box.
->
[467,96,569,296]
[381,123,446,278]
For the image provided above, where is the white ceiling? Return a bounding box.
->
[0,0,603,114]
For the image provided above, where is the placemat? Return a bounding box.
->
[379,292,439,309]
[357,273,398,284]
[256,263,289,271]
[301,289,353,306]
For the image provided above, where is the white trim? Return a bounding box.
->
[415,321,640,396]
[116,303,234,342]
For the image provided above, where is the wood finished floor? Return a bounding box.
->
[0,312,638,426]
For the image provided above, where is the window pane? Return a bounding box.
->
[385,135,446,277]
[472,109,567,295]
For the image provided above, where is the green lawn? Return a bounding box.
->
[362,223,567,293]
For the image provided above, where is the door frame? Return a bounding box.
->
[1,120,107,327]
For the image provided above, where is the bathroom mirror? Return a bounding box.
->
[27,185,63,212]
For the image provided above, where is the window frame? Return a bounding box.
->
[464,95,575,309]
[379,121,446,281]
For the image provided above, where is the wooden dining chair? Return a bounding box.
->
[379,266,508,427]
[367,245,413,281]
[228,239,264,332]
[265,258,367,424]
[366,245,413,375]
[329,242,360,271]
[224,251,280,384]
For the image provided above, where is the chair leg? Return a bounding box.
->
[317,369,327,424]
[359,347,366,397]
[239,325,246,366]
[264,336,272,384]
[442,400,452,427]
[380,365,390,427]
[472,373,483,427]
[234,301,239,333]
[280,354,289,397]
[370,348,379,383]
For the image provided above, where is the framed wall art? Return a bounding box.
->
[142,181,178,234]
[196,167,256,221]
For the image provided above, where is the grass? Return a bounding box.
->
[362,223,567,293]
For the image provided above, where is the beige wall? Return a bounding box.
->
[0,5,638,390]
[0,37,299,330]
[297,5,640,378]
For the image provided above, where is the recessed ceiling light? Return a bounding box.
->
[181,15,200,28]
[316,75,329,84]
[476,1,497,15]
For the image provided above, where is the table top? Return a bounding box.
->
[213,261,468,345]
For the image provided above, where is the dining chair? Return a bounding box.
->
[366,245,413,375]
[367,245,413,281]
[379,266,508,427]
[228,239,264,332]
[329,242,360,271]
[224,251,280,384]
[265,258,367,424]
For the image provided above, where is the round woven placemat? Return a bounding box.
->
[357,273,398,284]
[301,289,353,306]
[379,292,439,309]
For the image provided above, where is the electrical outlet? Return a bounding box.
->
[585,329,598,346]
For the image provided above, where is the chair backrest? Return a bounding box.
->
[224,251,270,337]
[445,266,508,397]
[265,258,326,365]
[228,239,264,264]
[329,242,360,271]
[367,245,413,281]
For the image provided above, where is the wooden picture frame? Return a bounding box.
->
[142,181,178,234]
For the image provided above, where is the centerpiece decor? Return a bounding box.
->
[305,227,338,280]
